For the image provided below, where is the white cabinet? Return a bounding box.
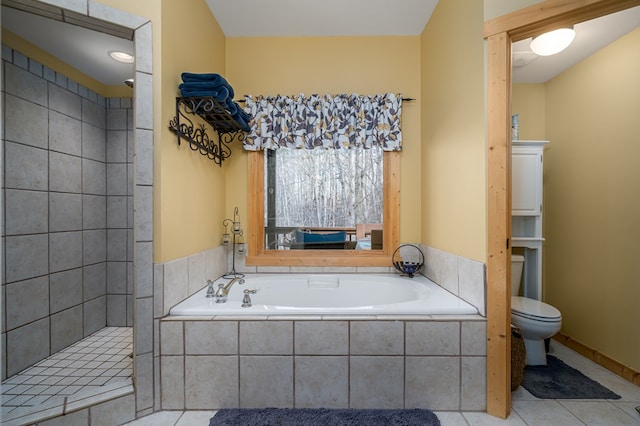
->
[512,148,542,216]
[512,140,548,300]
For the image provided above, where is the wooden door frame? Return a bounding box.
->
[484,0,640,418]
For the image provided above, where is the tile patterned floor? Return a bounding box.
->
[124,341,640,426]
[0,327,133,418]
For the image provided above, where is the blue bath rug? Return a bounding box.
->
[209,408,441,426]
[521,355,621,399]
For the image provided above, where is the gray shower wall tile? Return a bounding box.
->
[83,194,107,229]
[50,192,83,232]
[5,234,49,282]
[106,130,128,163]
[50,305,84,353]
[84,296,107,336]
[107,163,128,195]
[49,110,82,156]
[83,158,106,195]
[50,268,83,313]
[5,189,48,235]
[127,130,134,163]
[107,261,128,294]
[82,98,106,128]
[6,318,50,377]
[4,142,48,191]
[50,151,82,193]
[136,129,153,185]
[4,62,48,106]
[135,185,153,242]
[136,242,153,298]
[107,196,128,228]
[135,22,153,74]
[4,94,48,149]
[83,122,107,162]
[49,83,81,119]
[50,231,83,273]
[107,295,128,326]
[107,108,127,130]
[5,276,50,330]
[107,229,128,261]
[83,229,107,265]
[83,262,107,301]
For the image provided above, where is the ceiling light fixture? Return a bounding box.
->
[530,28,576,56]
[108,50,134,63]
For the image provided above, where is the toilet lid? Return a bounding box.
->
[512,296,561,321]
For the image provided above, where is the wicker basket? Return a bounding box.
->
[511,325,526,391]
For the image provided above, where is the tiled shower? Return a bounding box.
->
[1,45,134,380]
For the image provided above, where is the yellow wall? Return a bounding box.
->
[514,28,640,371]
[543,27,640,372]
[225,36,422,243]
[512,84,546,140]
[419,0,486,262]
[154,0,228,262]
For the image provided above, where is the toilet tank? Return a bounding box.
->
[511,254,525,295]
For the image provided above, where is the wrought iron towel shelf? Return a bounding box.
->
[168,97,247,166]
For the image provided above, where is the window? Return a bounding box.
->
[265,147,384,250]
[246,150,399,267]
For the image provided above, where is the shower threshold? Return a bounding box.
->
[1,327,133,425]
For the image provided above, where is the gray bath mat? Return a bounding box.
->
[521,355,621,399]
[209,408,441,426]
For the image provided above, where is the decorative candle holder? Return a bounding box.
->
[392,244,425,278]
[222,207,245,279]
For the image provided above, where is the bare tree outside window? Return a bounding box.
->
[264,146,383,248]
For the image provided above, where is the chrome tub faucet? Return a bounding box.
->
[214,277,245,303]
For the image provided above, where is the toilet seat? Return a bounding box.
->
[511,296,561,322]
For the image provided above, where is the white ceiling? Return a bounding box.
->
[204,0,439,37]
[1,5,134,86]
[1,2,639,86]
[512,6,640,83]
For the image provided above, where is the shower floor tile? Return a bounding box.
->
[1,327,132,415]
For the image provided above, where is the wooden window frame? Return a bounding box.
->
[484,0,640,419]
[246,150,400,267]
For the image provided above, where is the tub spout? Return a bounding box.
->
[215,277,245,303]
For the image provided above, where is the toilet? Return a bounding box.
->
[511,255,562,366]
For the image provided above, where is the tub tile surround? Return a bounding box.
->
[2,46,134,379]
[154,243,487,411]
[159,319,487,411]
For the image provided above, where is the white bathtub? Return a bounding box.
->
[169,274,478,316]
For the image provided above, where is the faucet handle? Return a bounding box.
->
[206,280,215,298]
[242,289,257,308]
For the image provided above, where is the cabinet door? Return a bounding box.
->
[512,150,542,215]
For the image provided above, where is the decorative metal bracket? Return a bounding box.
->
[168,97,247,166]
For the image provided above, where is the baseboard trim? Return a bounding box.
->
[553,333,640,387]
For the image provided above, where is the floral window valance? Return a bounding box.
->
[242,93,402,151]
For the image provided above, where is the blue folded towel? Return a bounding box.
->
[178,86,230,103]
[179,72,249,131]
[181,72,228,83]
